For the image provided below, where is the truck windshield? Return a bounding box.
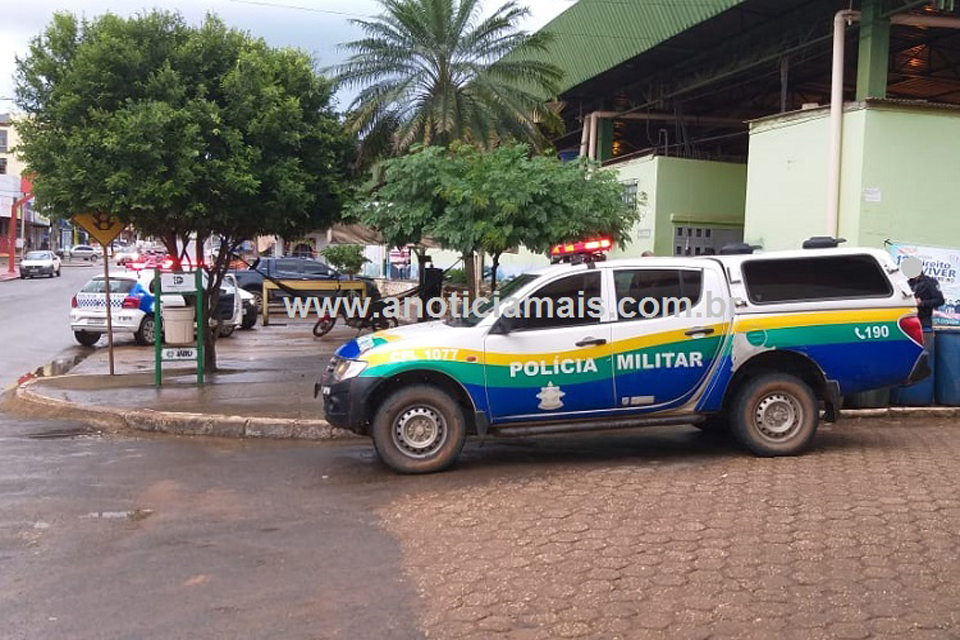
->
[452,274,538,327]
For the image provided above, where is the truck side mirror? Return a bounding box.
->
[490,316,515,335]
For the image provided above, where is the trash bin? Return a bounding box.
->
[892,329,936,406]
[936,328,960,406]
[162,306,195,346]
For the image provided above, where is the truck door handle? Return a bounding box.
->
[685,327,715,337]
[575,337,607,347]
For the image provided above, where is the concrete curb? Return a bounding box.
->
[13,377,358,441]
[12,376,958,442]
[843,406,960,418]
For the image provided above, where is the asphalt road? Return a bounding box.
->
[0,411,424,640]
[0,263,96,389]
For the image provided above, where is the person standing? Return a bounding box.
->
[910,269,945,330]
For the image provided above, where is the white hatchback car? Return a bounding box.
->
[20,250,62,278]
[70,271,242,346]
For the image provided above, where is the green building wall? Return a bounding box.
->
[744,100,960,251]
[611,155,747,258]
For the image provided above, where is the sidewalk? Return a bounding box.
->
[11,315,960,442]
[11,318,360,440]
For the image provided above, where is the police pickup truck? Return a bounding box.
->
[318,247,929,474]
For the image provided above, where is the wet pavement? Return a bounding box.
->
[0,263,96,390]
[2,407,960,638]
[21,318,344,421]
[0,409,422,640]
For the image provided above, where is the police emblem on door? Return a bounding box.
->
[537,383,565,410]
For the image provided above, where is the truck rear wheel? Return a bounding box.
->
[371,385,467,474]
[731,373,818,456]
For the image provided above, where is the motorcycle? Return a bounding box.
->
[312,291,398,338]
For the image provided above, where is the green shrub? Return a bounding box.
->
[321,244,369,275]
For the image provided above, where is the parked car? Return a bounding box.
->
[113,245,141,265]
[69,272,241,347]
[20,250,62,278]
[318,246,929,474]
[68,245,102,261]
[70,274,159,346]
[229,256,380,312]
[237,284,257,330]
[139,270,242,339]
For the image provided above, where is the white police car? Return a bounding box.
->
[319,247,929,474]
[70,271,243,346]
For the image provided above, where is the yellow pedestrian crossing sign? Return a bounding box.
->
[72,212,124,246]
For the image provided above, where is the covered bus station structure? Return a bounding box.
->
[535,0,960,255]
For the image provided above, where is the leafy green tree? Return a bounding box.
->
[16,11,352,369]
[321,244,370,276]
[336,0,563,158]
[359,143,638,292]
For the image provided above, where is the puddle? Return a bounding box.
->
[81,508,154,522]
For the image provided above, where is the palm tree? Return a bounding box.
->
[336,0,563,155]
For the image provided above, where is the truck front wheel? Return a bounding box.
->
[731,373,818,456]
[371,385,467,474]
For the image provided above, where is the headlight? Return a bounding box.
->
[333,358,367,381]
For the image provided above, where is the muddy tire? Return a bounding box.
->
[74,330,101,346]
[731,373,818,456]
[371,385,467,474]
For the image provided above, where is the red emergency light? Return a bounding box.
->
[550,237,612,257]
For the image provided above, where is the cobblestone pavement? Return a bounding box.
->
[381,419,960,639]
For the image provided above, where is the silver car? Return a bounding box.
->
[68,245,101,261]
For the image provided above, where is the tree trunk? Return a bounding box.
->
[203,295,219,372]
[197,235,219,374]
[463,251,478,299]
[490,252,501,292]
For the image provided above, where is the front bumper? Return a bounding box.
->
[21,266,52,276]
[315,373,380,435]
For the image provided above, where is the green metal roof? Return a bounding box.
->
[540,0,746,94]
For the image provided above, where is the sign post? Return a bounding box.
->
[102,254,115,375]
[154,270,205,386]
[154,268,163,386]
[71,212,124,375]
